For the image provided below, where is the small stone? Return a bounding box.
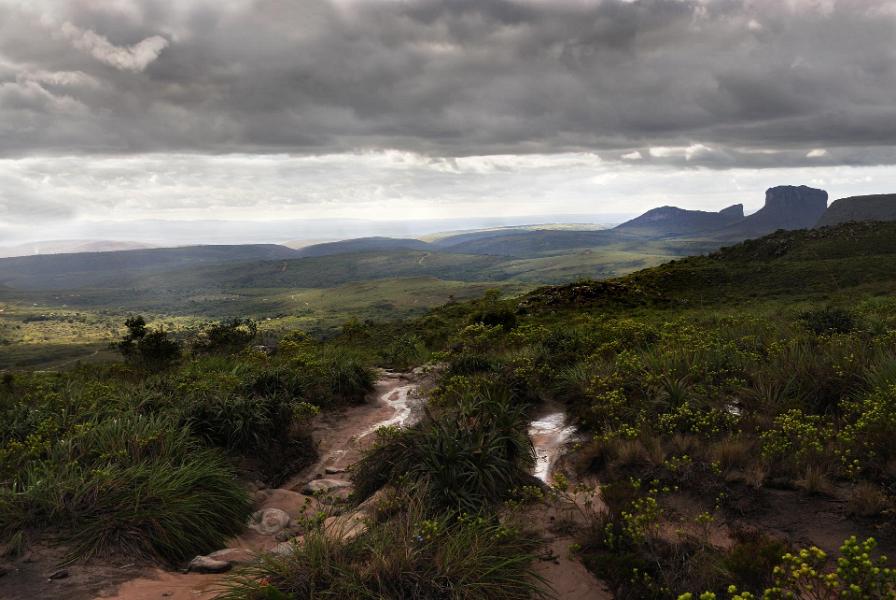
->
[274,526,303,542]
[324,466,346,475]
[302,478,352,495]
[248,507,291,535]
[323,511,368,542]
[206,548,255,566]
[188,556,232,574]
[48,569,69,580]
[271,537,304,556]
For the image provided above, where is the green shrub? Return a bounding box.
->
[720,529,788,593]
[381,333,426,370]
[681,536,896,599]
[1,415,250,563]
[194,318,258,354]
[323,352,375,404]
[838,384,896,477]
[114,316,181,370]
[180,390,298,453]
[799,306,857,335]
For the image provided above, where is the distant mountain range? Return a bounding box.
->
[2,186,895,294]
[0,244,299,290]
[294,185,833,257]
[295,237,431,257]
[614,204,745,237]
[0,240,154,259]
[614,185,828,240]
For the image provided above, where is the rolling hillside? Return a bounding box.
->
[0,244,300,290]
[296,237,431,257]
[614,204,744,237]
[625,220,896,304]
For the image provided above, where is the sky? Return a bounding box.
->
[1,0,895,244]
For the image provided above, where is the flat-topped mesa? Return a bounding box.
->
[709,185,828,240]
[615,203,744,237]
[816,193,896,228]
[753,185,828,229]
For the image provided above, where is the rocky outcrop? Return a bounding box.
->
[710,185,828,240]
[302,478,353,496]
[187,547,257,572]
[247,508,291,535]
[816,194,896,227]
[614,204,745,237]
[618,186,828,243]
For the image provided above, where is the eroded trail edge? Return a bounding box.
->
[104,370,425,600]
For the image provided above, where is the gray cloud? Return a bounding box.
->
[57,21,168,72]
[0,0,894,167]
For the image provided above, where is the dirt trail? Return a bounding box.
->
[0,371,424,600]
[2,372,612,600]
[284,372,421,487]
[527,406,613,600]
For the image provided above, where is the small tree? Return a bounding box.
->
[469,289,517,331]
[114,315,181,370]
[194,318,258,354]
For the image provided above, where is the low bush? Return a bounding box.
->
[680,536,896,599]
[220,496,546,600]
[799,306,857,335]
[352,391,535,514]
[193,318,258,354]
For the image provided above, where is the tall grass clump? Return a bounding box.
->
[353,390,535,514]
[221,495,547,600]
[1,414,250,563]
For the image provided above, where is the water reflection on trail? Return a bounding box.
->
[358,383,419,438]
[529,412,577,483]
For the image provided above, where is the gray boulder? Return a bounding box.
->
[248,507,291,535]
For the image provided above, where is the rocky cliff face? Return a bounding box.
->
[759,186,829,227]
[816,194,896,228]
[710,185,828,240]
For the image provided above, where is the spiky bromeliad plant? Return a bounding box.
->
[352,389,535,515]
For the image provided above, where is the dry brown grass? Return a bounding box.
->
[668,433,700,457]
[847,482,893,518]
[744,462,769,489]
[795,464,834,496]
[708,437,753,472]
[612,438,652,470]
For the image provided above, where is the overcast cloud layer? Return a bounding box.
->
[1,0,895,240]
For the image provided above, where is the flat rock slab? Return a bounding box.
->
[257,488,317,515]
[324,511,368,542]
[248,508,291,535]
[205,548,255,567]
[187,556,231,574]
[302,478,353,495]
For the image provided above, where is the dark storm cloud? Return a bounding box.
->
[1,0,895,165]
